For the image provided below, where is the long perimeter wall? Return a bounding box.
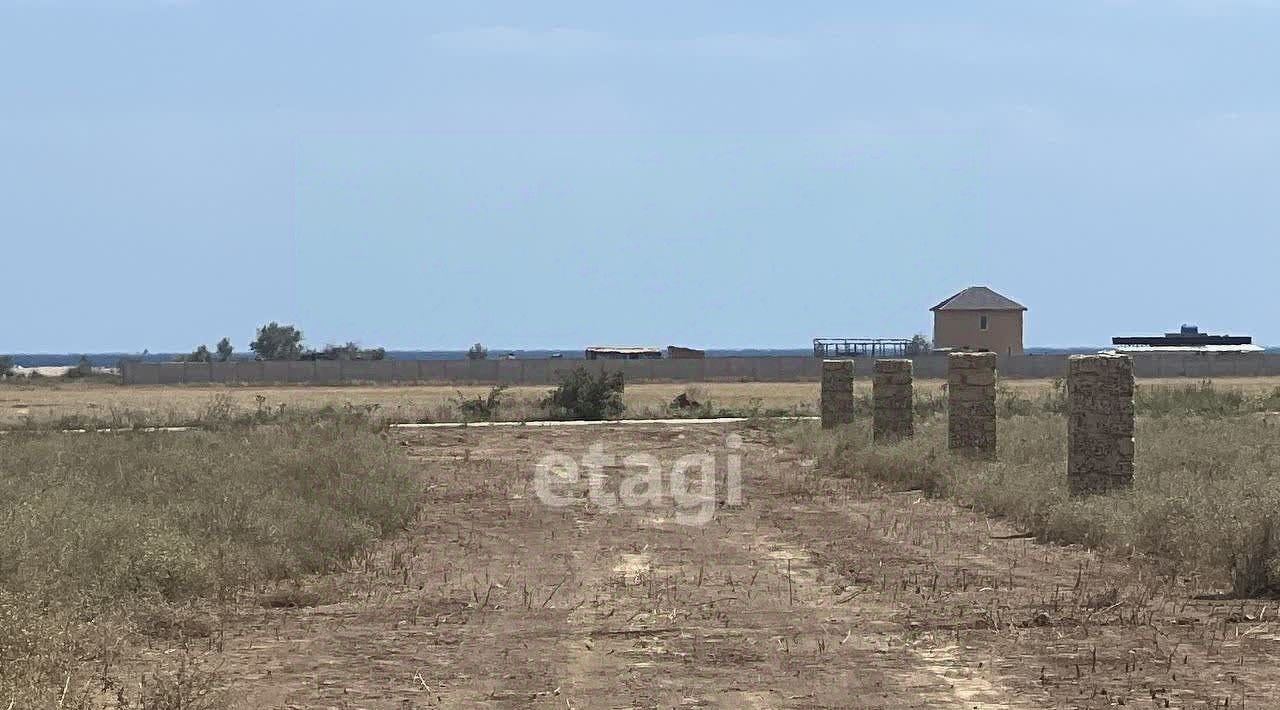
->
[121,352,1280,386]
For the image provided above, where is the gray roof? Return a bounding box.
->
[930,286,1026,312]
[585,346,661,354]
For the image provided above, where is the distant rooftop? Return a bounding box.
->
[584,345,663,361]
[585,346,661,354]
[931,286,1027,312]
[1112,325,1252,349]
[1109,344,1264,354]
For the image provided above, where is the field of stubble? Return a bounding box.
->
[3,379,1280,707]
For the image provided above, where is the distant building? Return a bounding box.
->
[584,346,662,360]
[930,286,1027,356]
[667,345,705,359]
[1111,325,1260,353]
[812,338,915,359]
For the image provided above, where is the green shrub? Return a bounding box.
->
[453,385,508,421]
[543,367,625,420]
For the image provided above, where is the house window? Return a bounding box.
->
[979,315,989,331]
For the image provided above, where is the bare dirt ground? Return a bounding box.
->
[134,421,1280,709]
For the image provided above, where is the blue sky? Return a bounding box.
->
[2,1,1277,352]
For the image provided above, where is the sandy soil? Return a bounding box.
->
[120,422,1280,708]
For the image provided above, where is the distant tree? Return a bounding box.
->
[216,337,233,362]
[181,345,213,363]
[330,342,361,360]
[908,333,932,356]
[467,342,488,360]
[64,355,95,379]
[0,355,13,377]
[309,341,387,361]
[250,322,304,360]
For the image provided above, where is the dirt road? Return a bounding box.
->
[168,423,1280,708]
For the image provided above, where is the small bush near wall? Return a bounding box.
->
[543,367,625,420]
[452,385,508,422]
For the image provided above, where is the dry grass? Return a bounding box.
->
[790,408,1280,597]
[0,381,821,428]
[4,389,1280,705]
[0,422,420,708]
[5,377,1279,429]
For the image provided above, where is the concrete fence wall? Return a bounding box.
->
[120,352,1280,386]
[123,356,824,386]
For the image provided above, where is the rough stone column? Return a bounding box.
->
[948,352,998,458]
[1067,353,1135,495]
[820,360,855,429]
[872,359,914,442]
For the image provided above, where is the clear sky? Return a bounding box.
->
[2,1,1277,352]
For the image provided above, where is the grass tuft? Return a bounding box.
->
[0,424,420,707]
[795,412,1280,597]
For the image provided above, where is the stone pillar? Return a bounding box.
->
[820,360,855,429]
[872,359,914,442]
[948,352,997,458]
[1067,354,1135,495]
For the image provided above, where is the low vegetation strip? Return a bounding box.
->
[0,423,420,708]
[5,375,1277,432]
[793,411,1280,598]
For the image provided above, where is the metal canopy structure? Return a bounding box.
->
[813,338,919,359]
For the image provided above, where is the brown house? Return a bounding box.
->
[666,345,706,359]
[930,286,1027,356]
